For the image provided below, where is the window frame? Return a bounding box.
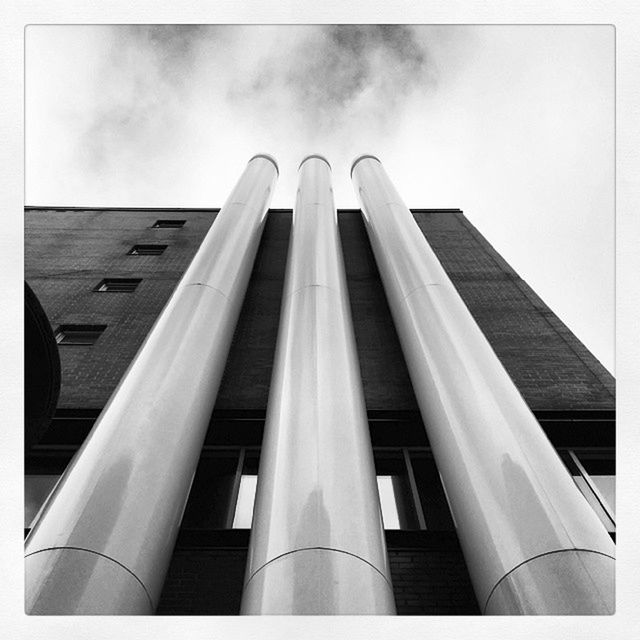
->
[54,324,107,345]
[94,278,142,293]
[560,447,615,532]
[151,219,186,229]
[127,244,168,256]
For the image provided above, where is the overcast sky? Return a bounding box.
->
[25,24,614,372]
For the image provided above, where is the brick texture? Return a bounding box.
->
[25,208,217,409]
[156,548,247,615]
[25,207,614,413]
[25,206,614,616]
[156,546,479,615]
[416,210,614,411]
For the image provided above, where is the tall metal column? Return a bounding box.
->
[241,155,396,614]
[25,154,279,614]
[351,155,614,615]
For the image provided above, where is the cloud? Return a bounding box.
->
[25,26,614,371]
[227,25,437,141]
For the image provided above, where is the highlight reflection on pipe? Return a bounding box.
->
[25,155,278,614]
[351,154,614,615]
[241,155,396,615]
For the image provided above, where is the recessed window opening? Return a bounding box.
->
[55,324,106,345]
[94,278,142,292]
[25,474,60,529]
[152,220,186,228]
[180,447,459,532]
[180,448,260,530]
[128,244,168,256]
[232,475,258,529]
[560,449,615,532]
[377,476,402,529]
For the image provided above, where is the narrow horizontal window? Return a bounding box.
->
[94,278,142,292]
[55,324,106,345]
[127,244,168,256]
[152,219,186,228]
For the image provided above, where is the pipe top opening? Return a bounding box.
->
[298,154,332,171]
[249,154,279,176]
[350,154,381,177]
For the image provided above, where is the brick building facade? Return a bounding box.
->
[24,205,615,615]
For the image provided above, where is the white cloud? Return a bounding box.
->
[25,25,614,371]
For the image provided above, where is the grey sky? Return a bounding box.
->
[25,24,614,372]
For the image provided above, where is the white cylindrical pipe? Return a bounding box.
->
[25,154,279,614]
[241,155,396,614]
[351,154,614,615]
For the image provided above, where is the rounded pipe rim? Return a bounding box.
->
[298,154,332,171]
[350,154,381,177]
[249,153,279,176]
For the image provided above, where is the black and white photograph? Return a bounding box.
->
[5,4,640,639]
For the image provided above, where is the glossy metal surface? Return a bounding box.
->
[25,155,278,614]
[351,155,615,615]
[241,156,395,615]
[484,550,614,614]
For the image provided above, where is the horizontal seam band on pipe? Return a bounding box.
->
[285,283,342,299]
[25,545,156,611]
[402,282,441,301]
[244,546,394,592]
[182,282,230,300]
[481,547,616,614]
[350,154,381,177]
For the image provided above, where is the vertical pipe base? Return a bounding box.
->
[241,548,396,615]
[484,550,614,615]
[26,548,154,615]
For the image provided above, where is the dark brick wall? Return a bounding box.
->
[213,211,290,410]
[156,544,479,615]
[25,208,217,409]
[389,548,479,614]
[416,210,614,412]
[24,207,614,414]
[24,206,614,616]
[157,548,247,615]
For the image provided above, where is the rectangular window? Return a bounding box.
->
[152,220,186,228]
[375,450,455,531]
[127,244,168,256]
[179,447,456,533]
[561,449,615,532]
[94,278,142,292]
[375,455,421,529]
[376,476,403,529]
[55,324,106,345]
[25,474,60,529]
[180,449,259,530]
[232,475,258,529]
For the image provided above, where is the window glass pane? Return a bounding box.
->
[232,475,257,529]
[410,453,455,530]
[25,475,59,528]
[592,475,615,516]
[374,454,420,530]
[560,451,615,532]
[376,476,401,529]
[576,453,615,517]
[55,325,106,345]
[573,477,615,531]
[181,455,238,529]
